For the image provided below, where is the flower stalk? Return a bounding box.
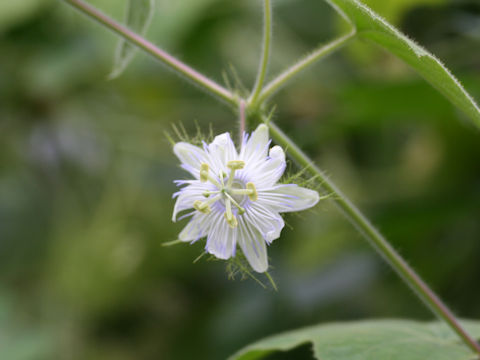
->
[238,100,246,144]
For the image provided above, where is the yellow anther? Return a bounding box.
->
[193,200,211,214]
[200,163,209,182]
[246,182,258,201]
[224,212,238,228]
[224,198,238,228]
[227,160,245,170]
[226,161,244,187]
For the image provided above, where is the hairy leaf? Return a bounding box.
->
[110,0,154,79]
[229,319,480,360]
[325,0,480,129]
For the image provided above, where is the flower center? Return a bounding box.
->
[227,181,246,204]
[193,161,258,228]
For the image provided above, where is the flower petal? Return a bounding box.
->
[205,214,236,259]
[243,202,284,243]
[173,142,207,178]
[244,145,286,188]
[258,184,320,213]
[179,212,211,242]
[240,124,269,164]
[172,182,213,221]
[207,132,237,170]
[237,216,268,273]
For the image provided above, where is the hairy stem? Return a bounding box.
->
[238,100,246,144]
[266,120,480,355]
[257,30,355,104]
[249,0,272,104]
[63,0,237,106]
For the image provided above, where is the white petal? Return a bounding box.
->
[179,213,211,242]
[269,145,285,162]
[244,145,286,188]
[243,202,284,243]
[205,214,236,259]
[172,182,212,221]
[237,216,268,273]
[207,132,237,169]
[258,184,320,213]
[173,142,207,178]
[240,124,269,163]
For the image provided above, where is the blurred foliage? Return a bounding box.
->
[0,0,479,359]
[0,0,50,32]
[109,0,155,79]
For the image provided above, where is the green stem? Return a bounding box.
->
[238,99,246,144]
[249,0,272,104]
[266,120,480,355]
[257,30,355,104]
[63,0,237,106]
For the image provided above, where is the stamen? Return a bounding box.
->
[224,198,238,228]
[246,182,258,201]
[226,160,245,187]
[227,160,245,170]
[200,163,209,182]
[199,163,223,188]
[219,171,227,186]
[207,175,222,188]
[225,198,233,221]
[230,183,257,201]
[193,194,221,214]
[203,190,220,198]
[193,200,211,214]
[230,189,253,196]
[224,213,238,228]
[224,192,245,214]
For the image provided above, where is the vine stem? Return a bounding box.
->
[249,0,272,104]
[63,0,237,106]
[256,30,356,105]
[266,120,480,355]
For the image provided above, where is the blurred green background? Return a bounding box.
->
[0,0,479,359]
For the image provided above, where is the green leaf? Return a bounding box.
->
[360,0,445,26]
[109,0,155,79]
[229,319,480,360]
[325,0,480,129]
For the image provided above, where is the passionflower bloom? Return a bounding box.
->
[172,124,320,273]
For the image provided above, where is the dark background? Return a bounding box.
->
[0,0,479,359]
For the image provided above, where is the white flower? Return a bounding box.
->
[172,124,320,273]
